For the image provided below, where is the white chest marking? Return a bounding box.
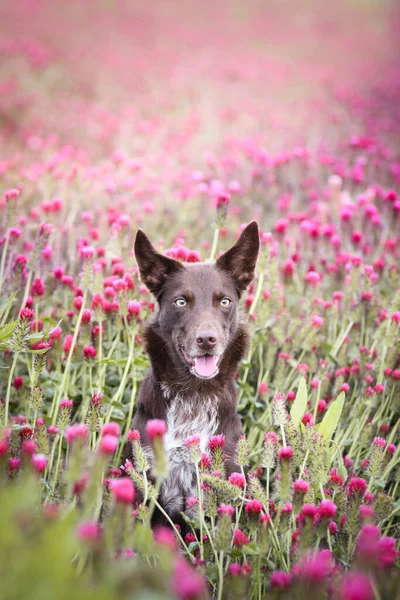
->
[158,383,220,515]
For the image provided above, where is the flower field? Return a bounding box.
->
[0,0,399,598]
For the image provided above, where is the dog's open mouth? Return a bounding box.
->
[180,347,221,378]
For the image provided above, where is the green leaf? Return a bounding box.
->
[26,332,44,342]
[240,544,259,556]
[25,347,50,355]
[0,320,18,342]
[290,377,308,429]
[188,541,199,553]
[0,292,17,319]
[206,565,219,582]
[321,342,333,356]
[317,391,345,440]
[110,408,126,420]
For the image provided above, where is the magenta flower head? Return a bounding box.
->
[378,537,397,567]
[31,453,47,474]
[258,381,270,398]
[4,188,20,201]
[329,522,338,535]
[83,345,97,359]
[186,497,198,509]
[304,270,321,285]
[208,434,225,450]
[348,477,367,497]
[77,521,101,544]
[65,424,88,445]
[360,504,374,522]
[233,529,250,547]
[386,443,396,455]
[293,479,309,494]
[279,446,293,461]
[127,300,141,316]
[109,478,135,505]
[356,524,380,562]
[218,504,235,517]
[319,499,337,520]
[260,513,271,525]
[373,437,386,448]
[265,431,278,444]
[31,277,45,297]
[216,191,231,209]
[101,422,121,438]
[80,246,95,260]
[298,550,333,584]
[60,399,73,410]
[270,570,292,590]
[171,557,207,600]
[311,315,324,328]
[301,504,319,521]
[153,526,178,552]
[245,499,263,516]
[146,419,166,442]
[281,503,293,517]
[198,453,211,470]
[21,439,37,456]
[228,563,242,576]
[127,429,141,442]
[185,434,201,447]
[20,308,34,321]
[9,457,21,471]
[99,435,118,455]
[339,572,372,600]
[228,472,246,487]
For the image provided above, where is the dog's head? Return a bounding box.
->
[134,222,259,379]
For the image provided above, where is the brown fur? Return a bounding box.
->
[124,222,259,525]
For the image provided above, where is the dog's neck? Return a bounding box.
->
[143,321,249,399]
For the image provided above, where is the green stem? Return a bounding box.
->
[209,227,220,262]
[4,352,19,425]
[217,550,224,600]
[249,269,265,315]
[195,462,204,560]
[266,468,270,510]
[48,434,63,501]
[104,333,135,423]
[312,380,322,424]
[234,465,247,534]
[97,320,103,390]
[298,449,309,479]
[20,271,33,312]
[147,477,163,523]
[51,291,88,425]
[0,233,10,296]
[280,424,287,447]
[153,499,194,559]
[331,320,354,358]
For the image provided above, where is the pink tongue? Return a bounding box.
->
[194,355,218,377]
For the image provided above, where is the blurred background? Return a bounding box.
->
[1,0,399,161]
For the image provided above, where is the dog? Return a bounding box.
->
[126,221,259,525]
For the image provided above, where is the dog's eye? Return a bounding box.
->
[220,297,231,307]
[174,298,187,307]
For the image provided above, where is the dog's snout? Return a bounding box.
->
[196,330,218,350]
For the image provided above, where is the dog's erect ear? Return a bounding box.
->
[216,221,259,294]
[134,229,184,297]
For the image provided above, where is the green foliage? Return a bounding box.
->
[318,392,346,441]
[290,377,308,430]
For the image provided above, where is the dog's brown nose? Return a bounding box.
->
[196,330,217,350]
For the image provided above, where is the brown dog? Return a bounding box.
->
[127,221,259,524]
